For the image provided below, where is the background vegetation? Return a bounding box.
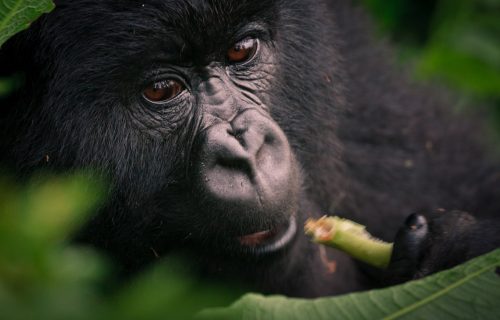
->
[362,0,500,133]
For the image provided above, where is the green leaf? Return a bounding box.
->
[0,0,55,47]
[200,249,500,320]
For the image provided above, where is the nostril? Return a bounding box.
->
[263,132,275,145]
[217,156,253,176]
[228,126,245,136]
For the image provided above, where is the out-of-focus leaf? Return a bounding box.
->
[417,0,500,96]
[0,75,23,96]
[111,261,236,320]
[22,173,105,242]
[0,0,54,47]
[0,172,105,244]
[200,249,500,320]
[0,172,105,292]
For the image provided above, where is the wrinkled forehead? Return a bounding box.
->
[50,0,280,51]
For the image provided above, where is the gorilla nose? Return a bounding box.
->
[194,109,295,208]
[216,126,257,177]
[224,114,269,170]
[198,122,265,203]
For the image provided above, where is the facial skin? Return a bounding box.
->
[163,35,301,255]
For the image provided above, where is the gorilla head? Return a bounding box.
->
[0,0,343,285]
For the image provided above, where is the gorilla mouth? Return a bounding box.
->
[237,216,297,255]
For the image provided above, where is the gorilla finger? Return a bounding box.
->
[387,213,429,283]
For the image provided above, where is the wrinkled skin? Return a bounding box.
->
[0,0,499,297]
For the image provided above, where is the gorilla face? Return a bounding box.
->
[180,38,301,255]
[131,4,302,256]
[5,0,320,262]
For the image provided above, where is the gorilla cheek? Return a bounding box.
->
[193,109,299,222]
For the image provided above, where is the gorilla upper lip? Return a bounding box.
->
[237,216,297,254]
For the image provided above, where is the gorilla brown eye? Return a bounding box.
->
[143,79,184,103]
[227,37,258,63]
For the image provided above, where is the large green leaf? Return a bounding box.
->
[201,249,500,320]
[0,0,54,47]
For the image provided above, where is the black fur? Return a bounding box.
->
[0,0,499,297]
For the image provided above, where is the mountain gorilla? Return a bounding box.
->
[0,0,499,297]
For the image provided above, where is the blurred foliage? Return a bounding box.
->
[0,173,106,320]
[0,75,23,97]
[0,173,235,320]
[418,0,500,96]
[361,0,500,131]
[361,0,438,44]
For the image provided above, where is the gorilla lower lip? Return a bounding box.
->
[237,217,297,254]
[239,230,277,246]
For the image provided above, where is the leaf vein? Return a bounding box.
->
[383,263,497,320]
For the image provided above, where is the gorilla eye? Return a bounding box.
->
[143,79,184,103]
[227,37,258,63]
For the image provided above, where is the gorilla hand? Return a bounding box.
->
[388,209,500,283]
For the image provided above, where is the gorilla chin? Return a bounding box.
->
[192,108,301,256]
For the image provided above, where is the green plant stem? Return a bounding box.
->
[305,216,393,269]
